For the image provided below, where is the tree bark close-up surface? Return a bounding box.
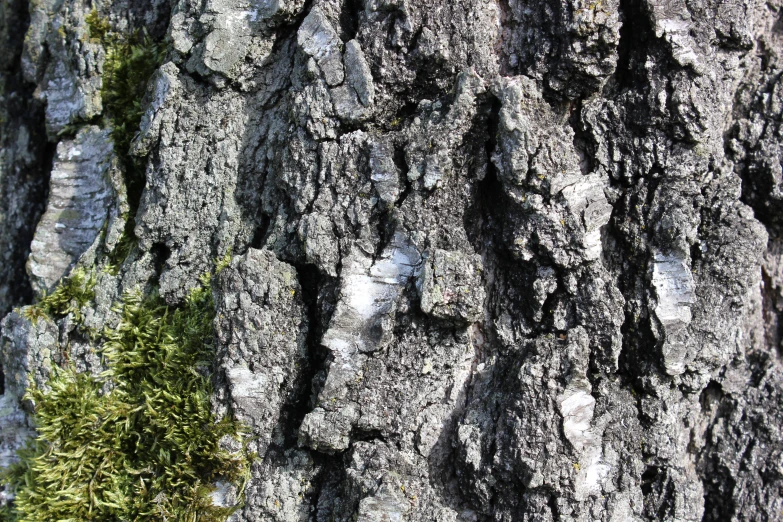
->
[1,0,783,520]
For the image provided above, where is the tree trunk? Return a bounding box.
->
[1,0,782,520]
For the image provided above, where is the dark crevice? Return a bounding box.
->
[605,173,667,436]
[700,462,737,522]
[0,0,55,313]
[310,452,350,521]
[737,149,783,235]
[438,93,506,515]
[616,292,661,390]
[392,143,411,207]
[464,94,543,334]
[275,0,316,42]
[689,239,703,266]
[11,141,54,308]
[250,214,271,250]
[547,492,560,520]
[747,349,773,389]
[382,34,465,127]
[537,289,562,332]
[151,242,171,275]
[641,465,676,520]
[640,465,659,496]
[339,0,363,42]
[614,0,653,93]
[126,0,170,39]
[373,212,395,260]
[286,263,335,446]
[411,67,453,109]
[568,99,594,176]
[609,168,666,389]
[349,428,387,444]
[643,169,662,212]
[465,94,502,253]
[383,100,419,133]
[699,380,724,414]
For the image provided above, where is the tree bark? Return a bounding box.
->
[1,0,783,520]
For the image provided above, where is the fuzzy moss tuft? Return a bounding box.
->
[88,11,168,269]
[104,229,138,276]
[101,29,165,210]
[86,9,111,42]
[3,276,250,521]
[214,251,233,275]
[22,267,97,325]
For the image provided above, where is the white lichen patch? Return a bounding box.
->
[301,231,421,452]
[576,453,611,500]
[652,251,696,329]
[560,173,612,261]
[356,485,409,522]
[227,366,269,399]
[559,383,610,500]
[324,231,420,354]
[209,480,237,508]
[651,250,696,375]
[560,388,597,453]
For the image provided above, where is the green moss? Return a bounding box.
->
[101,29,166,211]
[86,9,111,42]
[3,273,250,522]
[2,14,246,522]
[104,229,138,276]
[88,11,167,271]
[214,251,233,275]
[22,267,97,325]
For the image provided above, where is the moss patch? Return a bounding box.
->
[104,228,139,276]
[2,269,250,521]
[100,29,165,209]
[22,267,97,326]
[86,9,111,43]
[87,9,168,268]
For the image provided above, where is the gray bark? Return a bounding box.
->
[1,0,783,520]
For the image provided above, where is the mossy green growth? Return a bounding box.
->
[2,273,250,521]
[86,9,111,42]
[22,267,97,325]
[104,228,138,276]
[87,9,168,269]
[101,28,165,210]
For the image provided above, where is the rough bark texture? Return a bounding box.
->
[2,0,783,520]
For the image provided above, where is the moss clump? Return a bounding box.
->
[22,267,97,325]
[101,29,165,209]
[86,9,111,42]
[2,272,250,521]
[104,229,138,276]
[87,9,168,269]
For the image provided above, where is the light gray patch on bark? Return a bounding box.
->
[27,126,114,296]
